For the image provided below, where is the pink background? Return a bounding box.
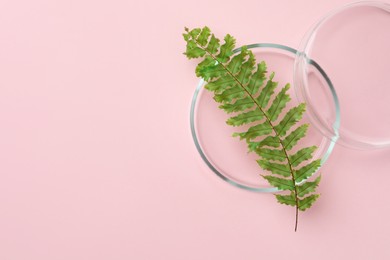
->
[0,0,390,259]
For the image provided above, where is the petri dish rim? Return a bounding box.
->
[190,43,338,193]
[294,1,390,149]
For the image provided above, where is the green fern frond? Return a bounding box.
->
[183,26,322,231]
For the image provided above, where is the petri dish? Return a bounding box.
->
[190,44,338,192]
[295,1,390,149]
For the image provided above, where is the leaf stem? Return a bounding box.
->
[194,39,300,231]
[295,204,298,232]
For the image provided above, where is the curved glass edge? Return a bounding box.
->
[190,43,339,193]
[295,1,390,150]
[294,53,341,145]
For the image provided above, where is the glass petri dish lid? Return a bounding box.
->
[190,44,338,192]
[295,1,390,149]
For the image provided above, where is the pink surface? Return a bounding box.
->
[0,0,389,259]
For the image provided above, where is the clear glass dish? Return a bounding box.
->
[295,1,390,149]
[190,44,338,192]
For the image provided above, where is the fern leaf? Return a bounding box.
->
[298,194,320,211]
[233,123,273,140]
[247,141,260,152]
[295,159,322,183]
[184,41,206,59]
[214,85,245,103]
[216,34,235,63]
[205,34,220,54]
[226,110,264,126]
[290,146,317,167]
[258,160,290,177]
[219,97,254,113]
[196,55,215,73]
[282,124,309,151]
[205,77,236,92]
[267,84,291,121]
[258,136,281,148]
[187,27,201,38]
[256,148,286,162]
[227,47,247,74]
[198,63,226,80]
[197,27,211,46]
[276,193,296,206]
[236,51,255,85]
[183,26,323,231]
[262,176,295,191]
[256,73,277,108]
[247,136,280,151]
[247,61,267,95]
[297,176,321,197]
[275,103,306,136]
